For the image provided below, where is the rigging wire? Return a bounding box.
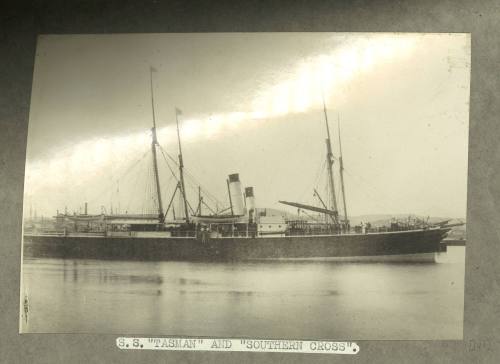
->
[298,157,327,202]
[158,146,180,184]
[162,173,177,218]
[158,144,225,209]
[158,145,212,214]
[83,148,150,214]
[124,152,149,214]
[158,144,222,216]
[300,209,322,223]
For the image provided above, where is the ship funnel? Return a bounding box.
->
[228,173,245,216]
[245,187,256,223]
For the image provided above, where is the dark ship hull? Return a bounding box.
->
[22,86,455,263]
[23,227,449,263]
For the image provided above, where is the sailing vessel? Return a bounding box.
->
[23,69,458,262]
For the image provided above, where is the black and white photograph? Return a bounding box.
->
[20,33,469,340]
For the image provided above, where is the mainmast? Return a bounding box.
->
[149,67,164,223]
[322,97,339,225]
[175,108,190,223]
[337,115,348,224]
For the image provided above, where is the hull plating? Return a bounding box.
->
[23,228,449,262]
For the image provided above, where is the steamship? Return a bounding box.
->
[23,69,459,263]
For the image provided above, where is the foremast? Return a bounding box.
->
[175,108,190,223]
[149,67,164,223]
[322,98,340,226]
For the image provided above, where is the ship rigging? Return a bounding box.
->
[279,98,350,233]
[23,68,460,263]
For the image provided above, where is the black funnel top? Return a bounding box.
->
[228,173,240,183]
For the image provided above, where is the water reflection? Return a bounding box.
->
[21,247,465,339]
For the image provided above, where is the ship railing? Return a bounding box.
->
[170,231,197,238]
[67,232,106,237]
[24,230,108,237]
[24,230,66,236]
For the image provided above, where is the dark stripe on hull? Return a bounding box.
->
[23,228,449,262]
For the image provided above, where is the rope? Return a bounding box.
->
[158,146,180,183]
[84,148,150,213]
[298,157,326,202]
[124,152,149,213]
[158,145,225,209]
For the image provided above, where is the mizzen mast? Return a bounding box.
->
[337,115,348,225]
[322,97,339,225]
[149,67,164,223]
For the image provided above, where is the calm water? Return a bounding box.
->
[20,247,465,340]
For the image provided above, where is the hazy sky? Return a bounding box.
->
[25,33,470,218]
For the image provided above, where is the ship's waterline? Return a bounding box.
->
[255,252,437,263]
[20,246,465,338]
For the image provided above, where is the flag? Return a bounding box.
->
[150,66,157,72]
[175,107,182,115]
